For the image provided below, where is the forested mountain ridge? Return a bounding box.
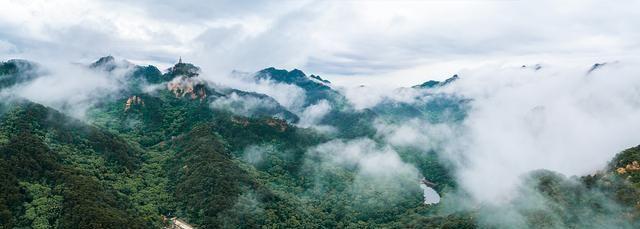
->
[1,57,640,228]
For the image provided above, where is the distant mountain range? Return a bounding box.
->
[1,56,638,228]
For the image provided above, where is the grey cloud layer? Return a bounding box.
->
[2,0,639,85]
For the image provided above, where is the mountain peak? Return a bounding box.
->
[89,55,134,71]
[257,67,306,83]
[290,68,305,77]
[90,55,115,68]
[255,67,334,92]
[521,64,542,71]
[164,60,200,81]
[310,74,331,84]
[1,59,36,75]
[587,61,620,75]
[587,62,607,74]
[413,74,459,89]
[443,74,459,84]
[1,59,40,89]
[256,67,331,84]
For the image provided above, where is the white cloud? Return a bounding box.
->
[0,40,16,53]
[339,80,436,110]
[208,73,308,114]
[436,61,640,203]
[309,138,420,179]
[3,0,640,212]
[298,99,331,127]
[2,59,136,119]
[2,0,639,87]
[306,138,425,207]
[242,144,276,166]
[375,118,459,152]
[210,92,279,117]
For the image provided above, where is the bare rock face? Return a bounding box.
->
[124,95,144,111]
[230,116,249,127]
[166,76,208,101]
[265,118,288,132]
[617,161,640,174]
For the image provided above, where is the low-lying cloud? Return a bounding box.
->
[339,85,424,110]
[210,92,279,117]
[374,118,459,153]
[209,72,308,114]
[298,99,331,127]
[307,138,421,186]
[436,61,640,203]
[1,60,137,118]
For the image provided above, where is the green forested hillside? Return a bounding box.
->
[0,102,147,228]
[2,57,640,228]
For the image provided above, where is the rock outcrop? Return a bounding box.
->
[617,161,640,174]
[265,118,288,132]
[124,95,144,111]
[167,76,208,101]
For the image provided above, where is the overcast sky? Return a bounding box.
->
[1,0,639,86]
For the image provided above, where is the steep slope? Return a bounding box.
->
[0,59,39,89]
[371,92,469,123]
[371,74,469,123]
[255,67,335,106]
[0,101,148,228]
[412,74,459,89]
[87,57,299,146]
[252,67,378,137]
[5,56,637,228]
[162,123,325,228]
[81,60,452,228]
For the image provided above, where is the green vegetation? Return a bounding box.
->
[0,102,148,228]
[0,60,38,89]
[2,58,639,228]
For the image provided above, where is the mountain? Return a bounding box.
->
[89,55,120,70]
[368,74,469,123]
[587,62,617,74]
[255,67,329,90]
[0,101,147,228]
[309,74,331,84]
[2,56,640,228]
[254,67,341,107]
[253,67,387,138]
[0,59,39,89]
[130,65,163,84]
[521,64,543,71]
[86,58,299,145]
[371,93,469,123]
[412,74,459,89]
[163,61,200,81]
